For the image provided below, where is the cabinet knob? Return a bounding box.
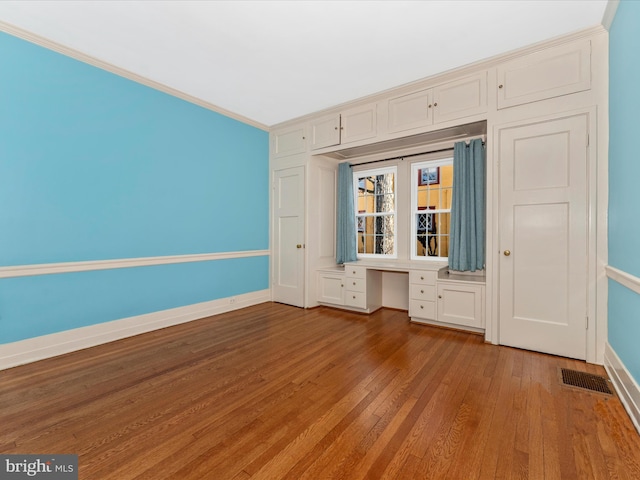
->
[433,102,438,107]
[353,282,356,285]
[420,276,424,280]
[340,284,344,287]
[353,295,356,299]
[428,104,432,108]
[498,84,504,89]
[296,244,302,249]
[438,295,442,299]
[352,270,356,274]
[302,136,305,140]
[420,305,424,309]
[420,289,424,294]
[334,126,338,130]
[504,250,511,256]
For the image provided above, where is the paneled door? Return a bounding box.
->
[498,113,589,359]
[272,166,305,307]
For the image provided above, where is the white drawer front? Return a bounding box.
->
[409,270,437,285]
[410,284,436,301]
[409,299,436,320]
[346,266,366,279]
[346,278,366,293]
[345,291,367,309]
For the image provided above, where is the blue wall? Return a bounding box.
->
[0,32,269,343]
[608,1,640,382]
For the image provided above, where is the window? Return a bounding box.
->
[354,166,396,257]
[411,159,453,260]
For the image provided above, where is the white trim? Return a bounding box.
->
[602,0,620,31]
[606,265,640,295]
[0,250,270,279]
[0,20,268,132]
[0,289,271,370]
[604,342,640,435]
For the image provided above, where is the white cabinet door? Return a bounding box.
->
[340,103,377,145]
[271,124,307,158]
[318,273,344,305]
[272,166,305,307]
[387,89,433,134]
[310,113,340,150]
[437,282,484,328]
[498,113,589,360]
[433,72,487,124]
[497,40,591,109]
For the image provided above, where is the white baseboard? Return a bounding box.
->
[0,289,271,370]
[604,342,640,434]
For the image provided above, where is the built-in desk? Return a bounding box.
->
[317,260,485,333]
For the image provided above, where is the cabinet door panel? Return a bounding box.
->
[272,125,306,158]
[341,103,377,145]
[497,40,591,109]
[318,274,344,305]
[437,283,483,328]
[387,89,433,134]
[433,73,487,124]
[311,113,340,150]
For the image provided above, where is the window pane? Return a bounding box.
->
[355,168,396,257]
[357,173,395,213]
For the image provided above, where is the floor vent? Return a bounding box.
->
[560,368,613,396]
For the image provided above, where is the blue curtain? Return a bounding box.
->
[336,162,357,264]
[449,139,486,271]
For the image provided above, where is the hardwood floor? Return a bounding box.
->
[1,303,639,479]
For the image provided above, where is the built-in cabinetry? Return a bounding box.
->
[318,265,382,313]
[317,269,344,306]
[271,27,606,362]
[318,263,485,333]
[310,103,377,150]
[271,124,307,158]
[435,279,484,330]
[387,72,487,134]
[408,270,437,321]
[496,39,591,109]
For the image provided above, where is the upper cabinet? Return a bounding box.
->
[311,103,377,150]
[387,72,487,135]
[496,39,591,109]
[310,113,341,150]
[271,124,307,158]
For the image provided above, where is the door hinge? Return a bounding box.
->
[585,316,589,330]
[586,134,590,148]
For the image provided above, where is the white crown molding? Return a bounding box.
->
[0,20,269,132]
[0,289,271,370]
[604,342,640,435]
[0,250,270,279]
[602,0,620,31]
[606,265,640,295]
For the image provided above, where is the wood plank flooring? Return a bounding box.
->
[1,302,639,479]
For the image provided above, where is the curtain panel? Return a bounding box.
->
[449,139,486,271]
[336,162,357,264]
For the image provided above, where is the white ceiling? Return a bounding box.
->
[0,1,609,127]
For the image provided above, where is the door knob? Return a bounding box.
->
[504,250,511,256]
[296,244,302,249]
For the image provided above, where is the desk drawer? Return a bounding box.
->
[410,284,436,301]
[410,299,436,320]
[345,291,367,309]
[409,270,437,285]
[346,278,365,293]
[346,266,366,279]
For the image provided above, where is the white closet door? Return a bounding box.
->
[272,166,305,307]
[498,113,589,359]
